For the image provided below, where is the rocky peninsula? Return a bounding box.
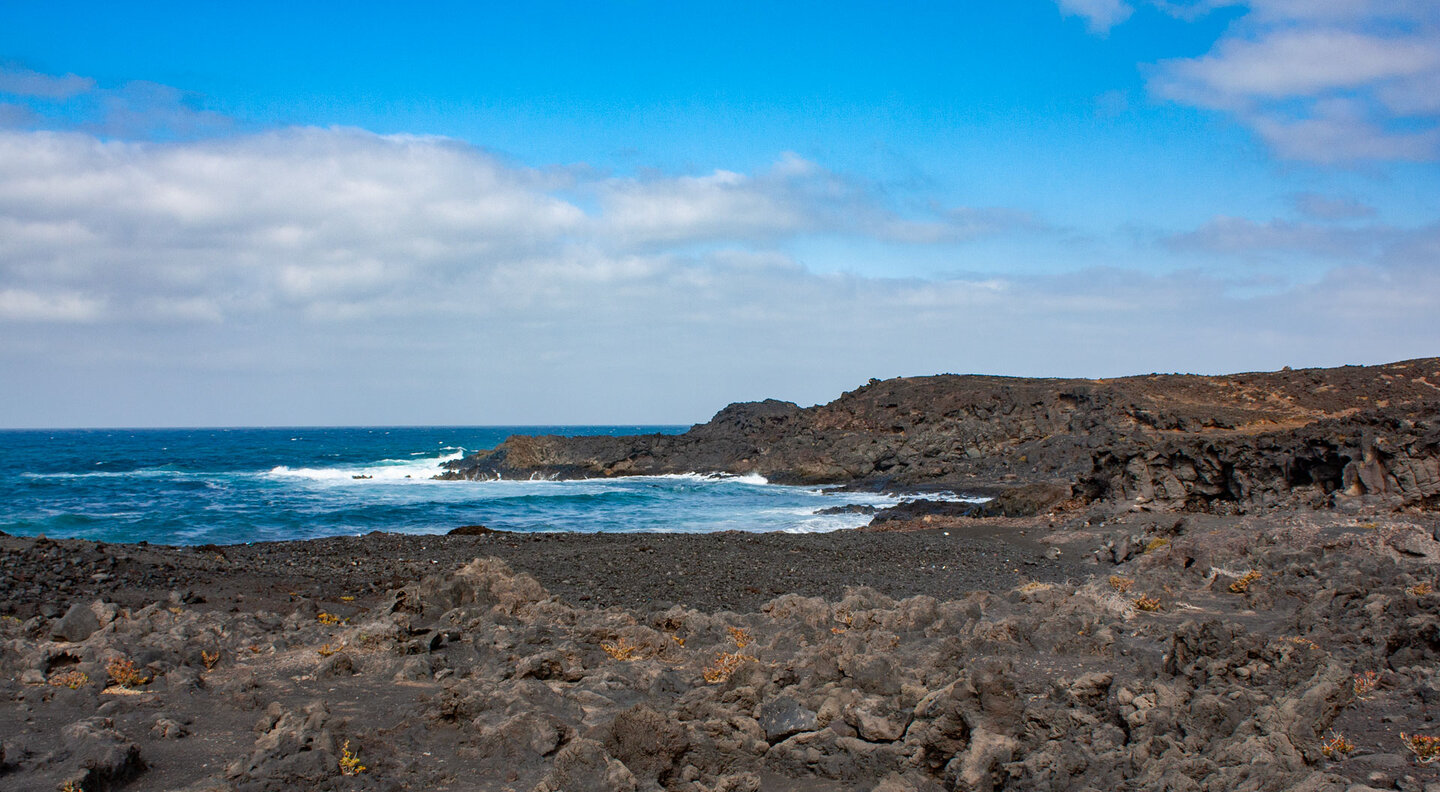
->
[2,359,1439,791]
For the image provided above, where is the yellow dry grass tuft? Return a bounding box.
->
[1108,575,1134,594]
[48,670,89,689]
[317,612,344,626]
[1143,537,1170,553]
[339,740,367,775]
[1132,594,1162,612]
[1408,582,1433,597]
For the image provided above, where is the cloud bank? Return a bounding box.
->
[1,122,1435,426]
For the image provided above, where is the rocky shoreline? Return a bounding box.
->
[440,358,1440,516]
[3,358,1440,791]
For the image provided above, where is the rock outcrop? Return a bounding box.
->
[441,358,1440,514]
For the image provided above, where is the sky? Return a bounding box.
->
[1,0,1437,427]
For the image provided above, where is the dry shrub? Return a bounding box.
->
[702,651,754,684]
[1132,595,1162,612]
[727,626,752,648]
[1353,670,1380,698]
[1229,570,1263,594]
[601,637,646,661]
[1401,732,1440,763]
[1108,575,1134,594]
[1321,731,1354,758]
[1408,582,1433,596]
[201,650,220,671]
[105,657,149,689]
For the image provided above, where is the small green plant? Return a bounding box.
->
[1321,731,1354,758]
[339,740,367,775]
[105,657,149,689]
[1133,594,1162,612]
[1229,570,1263,594]
[48,670,89,689]
[1401,732,1440,763]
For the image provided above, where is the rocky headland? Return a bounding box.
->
[440,358,1440,517]
[3,359,1440,791]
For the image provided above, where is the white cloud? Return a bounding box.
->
[1145,1,1440,162]
[0,288,103,322]
[1057,0,1135,33]
[0,66,94,99]
[1155,30,1440,105]
[1291,192,1376,220]
[1164,214,1396,258]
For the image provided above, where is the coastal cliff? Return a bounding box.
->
[441,358,1440,513]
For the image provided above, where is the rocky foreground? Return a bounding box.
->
[3,507,1440,791]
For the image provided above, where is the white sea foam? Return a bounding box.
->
[265,451,464,483]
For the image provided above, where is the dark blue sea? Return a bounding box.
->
[0,427,951,545]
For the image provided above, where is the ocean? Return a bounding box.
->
[0,427,964,545]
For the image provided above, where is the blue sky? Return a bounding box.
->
[1,1,1438,426]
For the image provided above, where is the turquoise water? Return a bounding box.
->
[0,427,926,545]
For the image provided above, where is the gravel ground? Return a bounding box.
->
[1,519,1087,617]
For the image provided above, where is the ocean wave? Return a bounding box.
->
[265,451,464,482]
[20,468,192,481]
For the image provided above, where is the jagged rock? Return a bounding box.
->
[227,701,339,790]
[58,717,146,791]
[603,704,687,788]
[533,738,637,792]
